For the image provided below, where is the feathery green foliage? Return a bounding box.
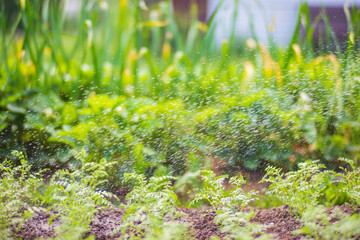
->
[337,158,360,206]
[262,158,360,216]
[118,173,189,239]
[191,170,270,239]
[0,150,116,239]
[191,170,256,211]
[261,160,332,215]
[2,1,360,237]
[294,205,360,239]
[0,151,46,239]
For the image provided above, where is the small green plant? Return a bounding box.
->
[261,160,332,215]
[338,158,360,207]
[191,170,256,211]
[140,217,191,240]
[0,151,46,239]
[118,173,189,239]
[214,210,273,240]
[0,149,117,240]
[319,173,349,207]
[191,170,269,239]
[293,205,360,239]
[45,149,117,239]
[46,174,110,240]
[123,173,179,215]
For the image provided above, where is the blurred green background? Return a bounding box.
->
[1,0,360,192]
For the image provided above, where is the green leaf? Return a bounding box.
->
[0,123,7,132]
[303,122,317,144]
[62,103,78,125]
[6,103,26,114]
[244,159,259,170]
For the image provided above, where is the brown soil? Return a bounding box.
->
[15,209,61,240]
[13,205,357,240]
[252,205,301,240]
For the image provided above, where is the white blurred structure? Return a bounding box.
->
[64,0,82,17]
[207,0,360,46]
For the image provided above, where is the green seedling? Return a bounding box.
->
[117,173,189,239]
[261,160,331,215]
[0,151,46,239]
[294,205,360,239]
[191,170,271,239]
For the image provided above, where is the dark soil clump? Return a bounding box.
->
[85,208,124,239]
[15,209,60,240]
[181,208,226,240]
[252,205,301,240]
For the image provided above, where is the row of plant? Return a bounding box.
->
[4,83,360,187]
[1,151,360,239]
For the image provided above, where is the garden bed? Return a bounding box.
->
[3,153,360,240]
[14,204,359,240]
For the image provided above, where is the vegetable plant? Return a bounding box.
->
[261,160,332,215]
[337,158,360,206]
[294,205,360,239]
[191,170,271,239]
[0,150,117,240]
[191,170,256,211]
[118,173,188,239]
[0,151,46,239]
